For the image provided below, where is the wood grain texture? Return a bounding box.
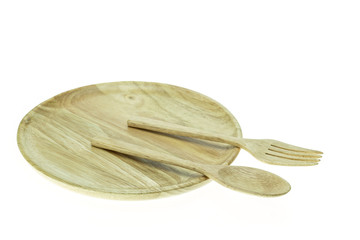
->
[17,81,242,199]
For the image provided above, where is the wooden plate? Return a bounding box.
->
[17,82,242,199]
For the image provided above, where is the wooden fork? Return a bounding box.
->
[127,117,323,166]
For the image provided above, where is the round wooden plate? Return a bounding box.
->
[17,82,242,199]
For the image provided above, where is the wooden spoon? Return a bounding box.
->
[91,137,291,196]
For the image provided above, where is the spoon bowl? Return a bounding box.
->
[213,165,291,196]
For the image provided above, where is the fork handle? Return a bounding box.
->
[127,116,248,149]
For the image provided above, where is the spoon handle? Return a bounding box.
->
[127,117,248,148]
[91,137,209,174]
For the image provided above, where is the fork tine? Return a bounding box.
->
[265,151,321,162]
[268,146,322,158]
[262,154,320,166]
[270,140,323,154]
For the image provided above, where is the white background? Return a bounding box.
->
[1,1,359,239]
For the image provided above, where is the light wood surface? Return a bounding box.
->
[17,81,242,199]
[92,137,291,196]
[128,116,322,166]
